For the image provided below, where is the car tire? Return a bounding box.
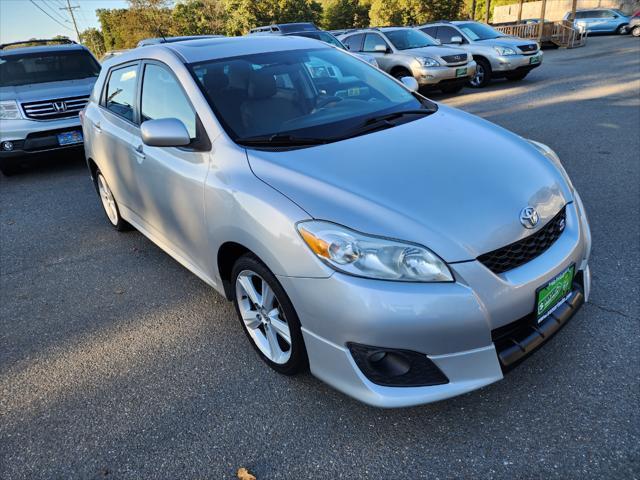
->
[0,159,18,176]
[468,58,491,88]
[505,71,529,81]
[232,253,308,376]
[95,170,130,231]
[440,84,465,94]
[632,25,640,37]
[391,68,412,81]
[616,24,628,35]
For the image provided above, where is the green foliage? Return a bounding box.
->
[223,0,323,35]
[79,28,106,57]
[321,0,370,29]
[369,0,466,27]
[172,0,227,35]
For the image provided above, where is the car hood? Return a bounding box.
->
[476,36,536,49]
[246,105,571,262]
[401,45,468,59]
[0,76,97,102]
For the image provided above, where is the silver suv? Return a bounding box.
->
[0,39,101,175]
[339,27,476,94]
[417,21,543,88]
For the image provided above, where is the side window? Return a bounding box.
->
[437,26,461,44]
[363,34,389,53]
[420,27,438,38]
[343,33,364,52]
[105,64,138,122]
[140,63,197,140]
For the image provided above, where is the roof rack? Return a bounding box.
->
[0,38,77,50]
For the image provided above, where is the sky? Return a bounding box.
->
[0,0,131,44]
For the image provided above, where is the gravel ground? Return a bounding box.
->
[1,35,639,480]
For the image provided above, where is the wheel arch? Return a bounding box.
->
[217,241,254,300]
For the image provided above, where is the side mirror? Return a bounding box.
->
[400,76,419,92]
[374,44,388,53]
[450,36,463,44]
[141,118,191,147]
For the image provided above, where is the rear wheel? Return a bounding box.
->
[505,70,529,81]
[232,253,308,375]
[95,170,130,231]
[616,24,628,35]
[468,58,491,88]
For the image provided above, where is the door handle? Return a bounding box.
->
[133,144,145,161]
[94,122,102,133]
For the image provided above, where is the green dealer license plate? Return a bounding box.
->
[455,67,467,77]
[535,264,574,323]
[529,55,540,65]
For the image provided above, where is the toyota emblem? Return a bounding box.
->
[519,207,539,229]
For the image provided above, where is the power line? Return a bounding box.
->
[28,0,75,32]
[59,0,82,42]
[39,0,72,24]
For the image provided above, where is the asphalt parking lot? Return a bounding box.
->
[1,35,638,479]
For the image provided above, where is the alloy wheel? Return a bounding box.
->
[235,270,292,364]
[470,64,485,87]
[97,173,119,225]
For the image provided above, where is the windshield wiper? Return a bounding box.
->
[362,109,435,127]
[236,133,329,147]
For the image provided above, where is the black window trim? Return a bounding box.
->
[100,60,142,127]
[137,59,211,152]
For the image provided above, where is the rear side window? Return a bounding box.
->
[343,33,364,52]
[140,63,196,139]
[105,64,138,122]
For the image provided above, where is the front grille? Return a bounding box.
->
[518,43,538,54]
[478,206,567,274]
[21,95,89,121]
[441,53,467,64]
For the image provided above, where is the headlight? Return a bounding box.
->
[297,221,453,282]
[494,46,517,56]
[0,100,23,120]
[526,139,574,192]
[416,57,440,67]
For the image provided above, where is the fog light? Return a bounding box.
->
[348,343,449,387]
[1,141,14,151]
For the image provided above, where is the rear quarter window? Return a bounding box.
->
[104,64,138,122]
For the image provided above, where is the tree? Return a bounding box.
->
[223,0,322,35]
[321,0,370,29]
[172,0,227,35]
[79,28,106,57]
[369,0,465,26]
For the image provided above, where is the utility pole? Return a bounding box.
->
[60,0,82,43]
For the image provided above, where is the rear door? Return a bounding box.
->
[134,60,211,270]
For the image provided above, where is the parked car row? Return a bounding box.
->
[77,34,592,407]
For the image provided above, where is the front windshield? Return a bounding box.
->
[457,22,504,40]
[191,48,430,143]
[384,29,438,50]
[0,50,100,87]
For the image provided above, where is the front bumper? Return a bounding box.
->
[413,61,477,86]
[490,51,543,73]
[0,116,83,158]
[278,200,591,408]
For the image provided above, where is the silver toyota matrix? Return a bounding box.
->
[82,36,591,408]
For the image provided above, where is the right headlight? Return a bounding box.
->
[0,100,23,120]
[416,57,440,67]
[297,221,453,282]
[493,46,517,56]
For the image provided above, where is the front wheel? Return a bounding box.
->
[232,254,308,375]
[468,58,491,88]
[616,24,628,35]
[0,159,18,176]
[95,170,130,231]
[631,25,640,37]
